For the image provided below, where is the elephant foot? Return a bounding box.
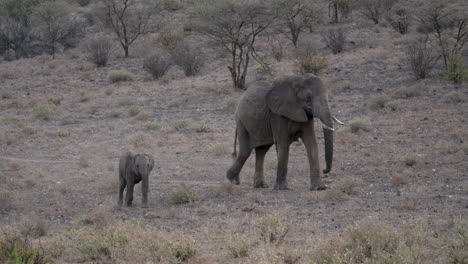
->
[273,183,290,190]
[254,181,269,188]
[227,174,240,185]
[310,181,327,191]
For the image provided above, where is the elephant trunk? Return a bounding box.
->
[320,108,333,174]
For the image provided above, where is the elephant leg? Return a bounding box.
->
[227,124,252,185]
[125,182,135,206]
[274,140,291,190]
[118,180,126,206]
[141,176,149,208]
[301,124,326,191]
[254,145,272,188]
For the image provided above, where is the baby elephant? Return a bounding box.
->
[118,152,154,207]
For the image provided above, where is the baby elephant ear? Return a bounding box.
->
[266,80,308,123]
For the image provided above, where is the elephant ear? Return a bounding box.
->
[266,79,308,123]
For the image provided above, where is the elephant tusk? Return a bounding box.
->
[316,118,335,132]
[333,116,344,125]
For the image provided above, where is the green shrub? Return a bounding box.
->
[170,240,197,262]
[193,121,208,133]
[445,58,468,84]
[109,70,132,83]
[172,119,190,131]
[33,104,54,120]
[144,122,161,131]
[227,236,252,258]
[0,228,51,264]
[158,31,184,51]
[256,215,288,245]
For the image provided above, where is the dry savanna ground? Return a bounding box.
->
[0,1,467,264]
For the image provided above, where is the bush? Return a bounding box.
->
[0,189,14,213]
[143,54,172,79]
[170,42,204,76]
[170,240,197,262]
[445,57,468,84]
[85,37,113,67]
[405,36,439,80]
[227,236,251,258]
[369,95,389,110]
[358,0,396,24]
[109,70,132,83]
[158,31,184,51]
[294,41,327,75]
[256,215,288,245]
[321,27,346,54]
[0,229,51,264]
[387,7,411,34]
[33,104,54,120]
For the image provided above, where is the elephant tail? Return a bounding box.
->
[232,126,237,159]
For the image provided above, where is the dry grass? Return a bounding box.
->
[169,188,199,204]
[227,236,252,258]
[403,154,418,166]
[255,214,288,246]
[78,153,91,168]
[0,189,15,212]
[391,171,411,186]
[7,160,20,170]
[109,70,133,83]
[32,104,54,120]
[81,207,116,229]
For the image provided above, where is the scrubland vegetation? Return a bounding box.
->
[0,0,466,263]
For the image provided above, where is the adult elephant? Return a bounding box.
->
[226,74,337,190]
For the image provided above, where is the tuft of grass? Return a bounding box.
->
[463,143,468,154]
[2,115,19,123]
[170,240,198,262]
[33,104,54,120]
[106,111,121,118]
[7,160,20,170]
[128,106,141,117]
[132,133,149,148]
[346,120,370,134]
[169,189,198,204]
[445,91,466,104]
[369,95,389,110]
[384,101,399,112]
[392,85,421,99]
[21,124,37,135]
[144,122,161,131]
[109,70,133,83]
[403,155,418,166]
[334,177,362,195]
[78,153,91,168]
[193,120,209,133]
[135,111,151,121]
[227,236,252,258]
[81,207,115,229]
[391,172,410,186]
[105,88,113,96]
[255,214,288,245]
[55,130,69,137]
[172,119,190,131]
[48,97,63,106]
[79,93,90,103]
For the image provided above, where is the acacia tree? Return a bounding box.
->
[416,3,468,73]
[32,0,85,58]
[97,0,160,57]
[271,0,320,47]
[190,0,273,89]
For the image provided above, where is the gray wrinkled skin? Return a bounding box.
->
[118,152,155,207]
[226,74,334,191]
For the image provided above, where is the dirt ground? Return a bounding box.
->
[0,6,467,264]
